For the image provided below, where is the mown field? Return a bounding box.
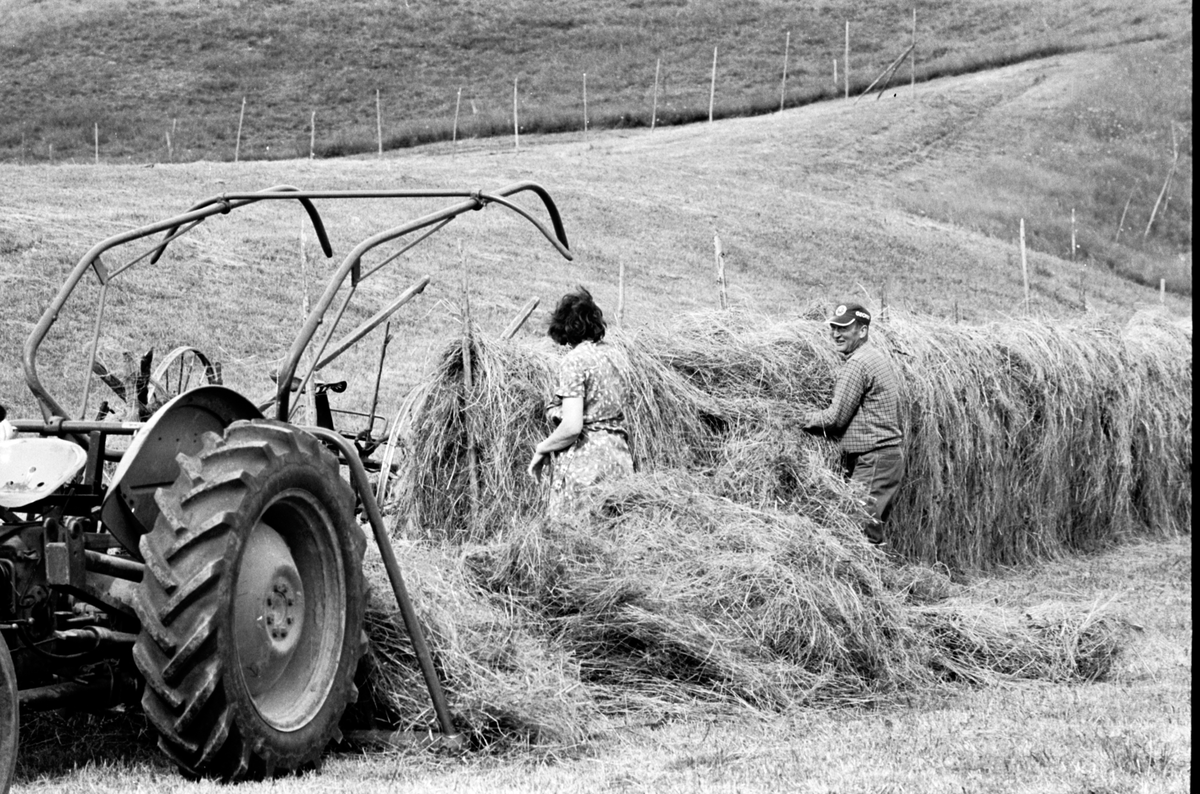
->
[0,0,1192,288]
[11,535,1190,793]
[0,4,1192,793]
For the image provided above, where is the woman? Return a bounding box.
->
[528,287,633,515]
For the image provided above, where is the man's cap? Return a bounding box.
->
[827,302,872,326]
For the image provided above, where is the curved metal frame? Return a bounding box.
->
[22,182,572,423]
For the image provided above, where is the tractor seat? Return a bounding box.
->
[268,369,347,395]
[0,437,88,508]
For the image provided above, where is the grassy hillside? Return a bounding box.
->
[0,42,1190,429]
[0,0,1185,162]
[1,0,1190,292]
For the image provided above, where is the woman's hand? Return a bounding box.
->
[528,450,550,479]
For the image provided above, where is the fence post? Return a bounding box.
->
[714,233,728,309]
[1071,208,1077,261]
[94,123,99,165]
[309,111,315,159]
[376,89,383,156]
[709,46,718,122]
[833,58,838,93]
[1019,218,1030,314]
[1160,278,1166,304]
[617,261,626,326]
[513,77,520,152]
[844,21,850,98]
[235,96,246,162]
[453,87,462,152]
[651,58,661,131]
[583,73,588,143]
[911,8,917,98]
[780,30,791,113]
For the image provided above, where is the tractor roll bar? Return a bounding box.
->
[273,181,572,420]
[22,182,571,423]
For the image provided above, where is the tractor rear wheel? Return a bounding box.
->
[0,632,17,793]
[132,420,367,780]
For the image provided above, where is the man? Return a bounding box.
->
[800,302,904,545]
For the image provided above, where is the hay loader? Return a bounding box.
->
[0,183,573,789]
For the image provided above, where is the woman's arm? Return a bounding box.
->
[528,396,583,478]
[536,396,583,453]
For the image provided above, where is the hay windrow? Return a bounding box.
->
[391,307,1190,565]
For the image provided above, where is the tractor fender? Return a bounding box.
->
[100,386,261,559]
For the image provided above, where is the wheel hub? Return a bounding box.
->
[234,522,304,698]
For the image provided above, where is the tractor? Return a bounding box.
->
[0,183,573,789]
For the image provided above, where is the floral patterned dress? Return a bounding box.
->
[546,341,634,515]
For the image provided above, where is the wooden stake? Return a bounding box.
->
[1071,208,1077,260]
[856,44,913,103]
[459,240,480,527]
[714,233,728,309]
[94,122,99,165]
[309,111,316,159]
[583,73,588,143]
[779,31,791,114]
[1160,278,1166,304]
[844,21,850,99]
[617,261,626,326]
[453,87,462,150]
[1144,124,1184,240]
[501,297,540,339]
[1019,218,1030,313]
[376,88,383,156]
[709,46,718,122]
[235,96,246,162]
[513,77,520,152]
[911,8,917,98]
[651,58,661,131]
[165,129,171,163]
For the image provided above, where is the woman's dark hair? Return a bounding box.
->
[547,286,606,346]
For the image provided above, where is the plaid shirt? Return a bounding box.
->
[802,342,902,454]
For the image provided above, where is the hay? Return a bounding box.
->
[355,541,603,753]
[361,471,1126,746]
[358,306,1182,749]
[390,307,1190,566]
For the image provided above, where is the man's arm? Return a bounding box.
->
[801,360,868,432]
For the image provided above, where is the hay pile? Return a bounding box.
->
[358,473,1127,751]
[357,307,1184,750]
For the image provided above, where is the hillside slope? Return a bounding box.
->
[0,42,1191,425]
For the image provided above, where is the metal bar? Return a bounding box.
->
[358,218,452,283]
[77,279,111,421]
[314,277,430,371]
[109,218,204,280]
[19,674,114,713]
[365,321,392,439]
[9,419,142,435]
[287,286,359,422]
[300,427,459,742]
[84,550,144,582]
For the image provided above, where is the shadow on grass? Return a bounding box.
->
[14,708,170,783]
